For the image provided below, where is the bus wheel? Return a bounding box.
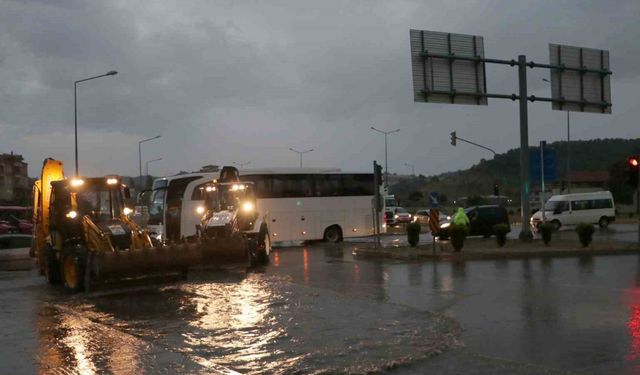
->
[44,244,61,285]
[61,246,87,293]
[551,220,561,231]
[598,217,610,229]
[324,225,342,243]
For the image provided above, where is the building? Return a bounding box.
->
[0,152,30,204]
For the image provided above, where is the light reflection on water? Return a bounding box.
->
[34,270,459,375]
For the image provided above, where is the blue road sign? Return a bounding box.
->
[530,146,557,182]
[429,192,440,208]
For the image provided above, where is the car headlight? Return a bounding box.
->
[394,214,399,219]
[65,210,78,219]
[196,206,205,214]
[242,201,254,213]
[440,222,451,229]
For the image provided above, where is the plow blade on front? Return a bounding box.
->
[86,243,200,291]
[197,235,250,268]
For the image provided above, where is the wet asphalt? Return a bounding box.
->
[2,236,640,374]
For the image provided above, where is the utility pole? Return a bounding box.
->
[371,126,400,190]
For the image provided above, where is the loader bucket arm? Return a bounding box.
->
[82,215,115,252]
[120,213,153,249]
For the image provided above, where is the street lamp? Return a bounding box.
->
[233,161,251,168]
[543,78,571,193]
[404,162,415,176]
[74,70,118,175]
[139,135,161,182]
[145,158,162,176]
[289,148,313,168]
[370,126,400,189]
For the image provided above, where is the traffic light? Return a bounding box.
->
[450,131,456,146]
[628,155,639,188]
[374,161,383,186]
[493,183,499,196]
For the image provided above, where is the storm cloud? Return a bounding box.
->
[1,0,639,177]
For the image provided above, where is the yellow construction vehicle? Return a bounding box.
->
[32,158,195,292]
[196,166,271,267]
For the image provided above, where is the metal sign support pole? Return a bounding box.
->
[373,161,381,247]
[540,141,546,223]
[518,55,533,241]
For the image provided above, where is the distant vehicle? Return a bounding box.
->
[384,195,398,208]
[0,234,33,270]
[440,205,510,238]
[0,206,32,234]
[390,207,412,224]
[384,210,396,227]
[413,209,451,225]
[530,191,615,231]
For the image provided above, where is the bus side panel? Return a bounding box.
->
[181,199,203,239]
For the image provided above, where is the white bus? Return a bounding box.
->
[530,191,616,230]
[145,168,381,244]
[146,172,217,242]
[238,168,379,243]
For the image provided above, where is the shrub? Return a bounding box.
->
[406,222,421,247]
[539,223,553,246]
[493,224,510,247]
[576,222,595,247]
[450,224,468,252]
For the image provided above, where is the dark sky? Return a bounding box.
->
[1,0,638,178]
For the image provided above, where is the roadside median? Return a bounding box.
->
[353,237,640,261]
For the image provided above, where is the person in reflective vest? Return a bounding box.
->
[453,207,470,227]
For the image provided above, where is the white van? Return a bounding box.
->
[530,191,615,230]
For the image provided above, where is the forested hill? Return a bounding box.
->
[391,138,640,205]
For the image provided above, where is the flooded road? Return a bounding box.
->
[3,244,640,373]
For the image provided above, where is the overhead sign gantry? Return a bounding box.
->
[410,29,612,240]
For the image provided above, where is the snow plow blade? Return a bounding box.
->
[86,243,200,290]
[198,235,250,268]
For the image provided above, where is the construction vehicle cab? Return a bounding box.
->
[34,159,192,293]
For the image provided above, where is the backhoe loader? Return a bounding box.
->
[32,158,196,292]
[196,166,271,267]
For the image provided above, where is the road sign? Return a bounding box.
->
[429,192,440,208]
[530,147,557,182]
[429,208,440,234]
[548,44,611,114]
[410,29,488,105]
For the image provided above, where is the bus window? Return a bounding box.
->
[314,174,341,197]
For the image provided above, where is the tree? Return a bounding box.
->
[408,191,424,203]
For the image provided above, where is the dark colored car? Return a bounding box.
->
[439,205,510,238]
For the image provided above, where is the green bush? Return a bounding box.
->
[450,224,468,252]
[576,222,595,247]
[539,223,553,246]
[493,224,510,247]
[406,222,421,247]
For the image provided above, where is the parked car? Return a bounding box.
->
[0,220,18,235]
[439,205,510,238]
[0,234,34,270]
[413,209,452,225]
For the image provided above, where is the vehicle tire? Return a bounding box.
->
[551,220,561,231]
[598,216,609,229]
[256,223,270,265]
[323,225,342,243]
[61,246,87,293]
[44,244,61,285]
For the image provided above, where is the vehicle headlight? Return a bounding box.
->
[123,207,133,215]
[65,210,78,219]
[394,214,399,219]
[440,222,451,229]
[70,178,84,187]
[242,201,254,213]
[196,206,205,214]
[106,177,118,185]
